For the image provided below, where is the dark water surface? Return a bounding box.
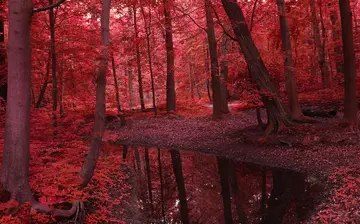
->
[120,146,324,224]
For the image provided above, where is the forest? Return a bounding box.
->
[0,0,359,223]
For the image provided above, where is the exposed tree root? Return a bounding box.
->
[31,199,85,223]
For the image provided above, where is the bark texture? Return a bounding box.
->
[0,0,34,203]
[205,0,223,119]
[80,0,110,187]
[164,0,176,113]
[111,56,121,112]
[339,0,358,126]
[49,0,58,126]
[276,0,302,118]
[221,0,292,135]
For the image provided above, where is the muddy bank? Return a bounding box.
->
[106,113,360,177]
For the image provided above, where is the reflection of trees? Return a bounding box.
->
[145,148,154,216]
[261,169,306,224]
[170,150,190,224]
[217,157,234,224]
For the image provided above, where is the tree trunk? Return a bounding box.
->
[205,0,223,119]
[193,66,201,99]
[276,0,303,118]
[133,5,145,111]
[205,46,212,102]
[189,62,194,99]
[216,157,233,224]
[221,0,292,135]
[164,0,176,113]
[220,30,230,114]
[59,42,64,117]
[309,0,330,88]
[140,3,157,115]
[80,0,110,188]
[111,56,121,112]
[49,0,58,127]
[170,150,189,224]
[339,0,358,126]
[0,14,6,102]
[330,3,343,82]
[128,67,134,109]
[35,50,51,108]
[0,0,33,203]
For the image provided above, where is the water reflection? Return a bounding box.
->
[121,147,322,224]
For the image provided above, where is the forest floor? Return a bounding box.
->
[0,91,359,223]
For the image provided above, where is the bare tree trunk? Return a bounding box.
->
[128,67,134,109]
[276,0,303,118]
[133,5,145,111]
[329,2,343,82]
[0,14,6,102]
[164,0,176,113]
[310,0,330,88]
[193,66,201,99]
[205,0,223,119]
[111,56,121,112]
[49,0,58,127]
[80,0,110,187]
[205,46,212,102]
[59,42,64,117]
[140,2,157,115]
[339,0,358,126]
[35,50,51,108]
[221,0,292,135]
[170,150,189,224]
[220,31,230,114]
[0,0,33,203]
[189,62,194,99]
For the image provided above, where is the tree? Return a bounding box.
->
[205,0,223,119]
[329,1,343,81]
[133,4,145,111]
[140,0,157,115]
[339,0,357,126]
[49,0,58,126]
[111,56,122,112]
[1,0,34,203]
[276,0,303,118]
[309,0,330,88]
[80,0,111,187]
[0,6,7,102]
[221,0,292,135]
[164,0,176,113]
[220,31,230,114]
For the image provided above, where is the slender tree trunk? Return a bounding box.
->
[309,0,330,88]
[193,66,201,99]
[144,148,154,216]
[80,0,110,187]
[59,42,64,117]
[158,148,166,222]
[189,62,194,99]
[339,0,358,126]
[276,0,303,118]
[164,0,176,113]
[128,68,134,109]
[111,56,121,112]
[216,157,233,224]
[319,0,332,87]
[205,46,212,102]
[220,30,230,114]
[49,0,58,126]
[205,0,222,119]
[35,50,51,108]
[221,0,292,135]
[140,3,157,115]
[0,0,33,203]
[330,2,343,82]
[0,14,6,101]
[133,5,145,111]
[170,150,189,224]
[134,147,141,171]
[261,168,267,214]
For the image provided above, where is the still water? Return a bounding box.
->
[116,146,324,224]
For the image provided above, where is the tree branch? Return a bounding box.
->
[33,0,66,13]
[172,5,207,32]
[249,0,259,32]
[208,2,237,41]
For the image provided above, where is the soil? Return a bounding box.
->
[106,109,360,178]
